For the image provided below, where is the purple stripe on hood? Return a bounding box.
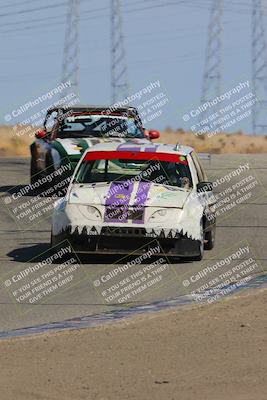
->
[116,144,159,153]
[116,144,141,152]
[133,181,151,224]
[144,145,159,152]
[104,181,135,223]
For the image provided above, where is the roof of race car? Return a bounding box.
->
[47,105,138,114]
[84,141,193,156]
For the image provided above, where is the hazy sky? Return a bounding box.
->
[0,0,262,133]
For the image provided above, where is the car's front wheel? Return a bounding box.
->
[204,225,216,250]
[50,232,71,261]
[191,221,204,261]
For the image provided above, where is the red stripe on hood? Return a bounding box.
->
[84,151,188,164]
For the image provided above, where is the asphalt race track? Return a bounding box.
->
[0,154,266,333]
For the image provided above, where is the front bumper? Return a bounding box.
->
[53,226,201,257]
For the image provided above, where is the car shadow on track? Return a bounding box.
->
[0,185,41,197]
[0,185,26,194]
[0,184,57,198]
[7,243,191,265]
[75,254,192,265]
[7,243,50,262]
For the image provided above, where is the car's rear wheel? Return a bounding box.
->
[30,157,39,185]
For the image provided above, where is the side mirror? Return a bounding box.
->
[148,130,160,140]
[197,181,213,192]
[35,129,47,139]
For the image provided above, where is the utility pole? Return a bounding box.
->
[252,0,267,135]
[111,0,129,103]
[200,0,223,127]
[61,0,80,99]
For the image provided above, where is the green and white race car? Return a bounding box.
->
[30,105,160,193]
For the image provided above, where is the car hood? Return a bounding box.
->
[69,181,191,209]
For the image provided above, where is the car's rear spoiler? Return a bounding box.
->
[198,153,211,164]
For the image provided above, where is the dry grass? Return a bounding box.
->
[0,125,34,157]
[0,125,267,157]
[156,128,267,154]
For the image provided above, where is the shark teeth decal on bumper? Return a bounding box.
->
[70,225,102,235]
[55,218,201,242]
[65,226,196,240]
[54,225,201,256]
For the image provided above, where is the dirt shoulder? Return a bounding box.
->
[0,288,266,400]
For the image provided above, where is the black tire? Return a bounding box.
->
[190,221,204,261]
[45,152,68,197]
[50,232,56,247]
[30,156,39,185]
[51,227,88,264]
[204,226,216,250]
[50,232,70,261]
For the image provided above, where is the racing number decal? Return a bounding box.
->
[104,181,151,224]
[132,181,151,223]
[104,181,135,223]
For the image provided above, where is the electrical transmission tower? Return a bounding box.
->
[252,0,267,135]
[61,0,80,99]
[199,0,223,126]
[111,0,129,104]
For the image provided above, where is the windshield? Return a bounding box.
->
[57,114,145,139]
[75,152,192,189]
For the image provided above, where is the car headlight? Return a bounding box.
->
[148,208,182,223]
[78,205,102,221]
[149,209,168,221]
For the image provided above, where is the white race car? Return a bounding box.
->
[51,141,216,260]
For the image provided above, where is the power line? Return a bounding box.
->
[0,1,67,18]
[121,0,188,13]
[0,4,108,27]
[0,0,154,24]
[0,0,168,29]
[163,0,267,14]
[0,0,190,34]
[2,0,266,34]
[0,43,249,82]
[0,0,43,9]
[1,0,267,28]
[0,8,109,34]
